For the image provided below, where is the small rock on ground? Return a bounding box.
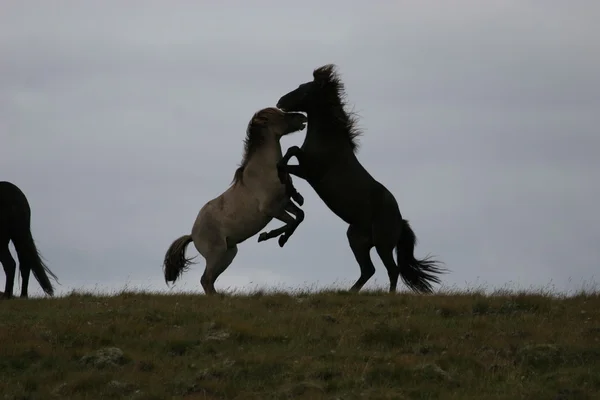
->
[80,347,125,368]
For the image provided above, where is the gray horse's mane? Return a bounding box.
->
[232,108,280,184]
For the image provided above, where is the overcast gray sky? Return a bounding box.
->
[2,1,599,296]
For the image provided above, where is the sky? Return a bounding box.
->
[1,1,599,296]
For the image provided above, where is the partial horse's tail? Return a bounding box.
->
[396,219,446,294]
[163,234,196,285]
[11,223,58,296]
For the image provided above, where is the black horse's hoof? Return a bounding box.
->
[258,232,268,242]
[278,234,289,248]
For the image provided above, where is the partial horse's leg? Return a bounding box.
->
[346,225,375,292]
[257,201,304,247]
[200,245,238,295]
[19,265,31,298]
[0,241,16,299]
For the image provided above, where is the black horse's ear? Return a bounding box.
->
[313,64,336,86]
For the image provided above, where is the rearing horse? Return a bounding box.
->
[276,64,446,293]
[163,108,307,295]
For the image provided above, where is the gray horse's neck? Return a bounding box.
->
[242,136,283,184]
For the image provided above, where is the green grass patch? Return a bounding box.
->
[0,288,599,399]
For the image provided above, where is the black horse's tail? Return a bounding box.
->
[163,235,196,285]
[396,219,446,293]
[11,224,58,296]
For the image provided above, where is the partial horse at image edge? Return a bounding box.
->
[0,181,59,299]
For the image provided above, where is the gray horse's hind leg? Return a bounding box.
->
[200,245,238,295]
[347,225,375,292]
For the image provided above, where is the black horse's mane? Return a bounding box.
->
[232,109,271,184]
[313,64,363,153]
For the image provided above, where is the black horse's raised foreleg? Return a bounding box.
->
[284,165,308,180]
[278,146,307,183]
[279,146,307,206]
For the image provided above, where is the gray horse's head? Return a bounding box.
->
[249,107,307,138]
[235,108,307,182]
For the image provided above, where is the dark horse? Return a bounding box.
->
[276,64,446,293]
[0,181,58,299]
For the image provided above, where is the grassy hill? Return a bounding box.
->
[1,288,599,400]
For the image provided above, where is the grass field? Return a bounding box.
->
[1,288,599,400]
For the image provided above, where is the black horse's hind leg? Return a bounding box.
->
[370,188,403,292]
[375,246,400,293]
[0,242,16,299]
[347,225,375,292]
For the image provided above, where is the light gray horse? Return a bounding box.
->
[163,107,307,295]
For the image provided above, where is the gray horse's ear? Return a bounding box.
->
[252,114,269,126]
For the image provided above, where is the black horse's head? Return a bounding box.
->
[277,64,340,113]
[276,64,362,152]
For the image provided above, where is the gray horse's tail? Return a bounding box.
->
[396,219,446,293]
[163,234,196,285]
[12,224,59,296]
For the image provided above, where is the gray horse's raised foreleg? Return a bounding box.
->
[257,201,305,247]
[281,172,304,206]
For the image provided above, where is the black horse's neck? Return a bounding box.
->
[303,103,359,156]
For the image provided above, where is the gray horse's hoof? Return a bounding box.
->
[293,192,304,206]
[258,232,268,242]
